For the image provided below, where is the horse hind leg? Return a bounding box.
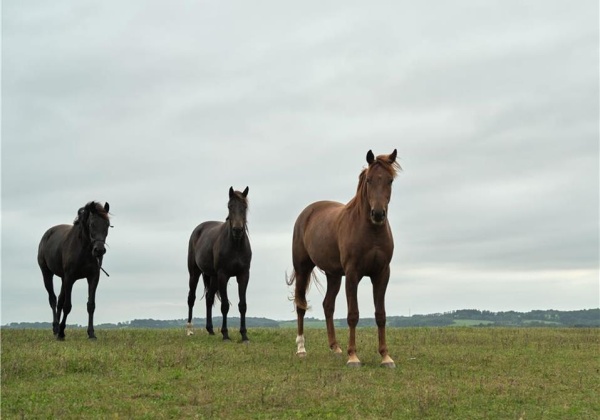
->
[289,269,312,357]
[41,269,59,336]
[204,274,218,336]
[57,279,74,341]
[323,274,343,355]
[186,268,201,336]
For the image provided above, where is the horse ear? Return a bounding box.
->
[388,149,397,163]
[104,202,110,213]
[229,186,234,198]
[242,186,249,197]
[366,150,375,165]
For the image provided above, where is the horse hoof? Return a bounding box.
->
[186,330,194,336]
[56,336,65,341]
[242,340,250,345]
[223,338,231,342]
[331,347,343,357]
[346,361,362,368]
[381,355,395,368]
[88,336,97,340]
[296,351,307,358]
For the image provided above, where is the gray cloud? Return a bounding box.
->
[2,0,598,326]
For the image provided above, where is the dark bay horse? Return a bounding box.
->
[186,187,252,342]
[38,201,111,340]
[288,150,400,367]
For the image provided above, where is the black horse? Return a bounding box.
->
[186,187,252,342]
[37,201,111,340]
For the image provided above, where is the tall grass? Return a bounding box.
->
[2,327,598,419]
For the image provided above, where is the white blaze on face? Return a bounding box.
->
[296,334,306,355]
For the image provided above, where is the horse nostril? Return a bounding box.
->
[371,209,386,223]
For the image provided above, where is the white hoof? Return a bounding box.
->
[295,334,306,357]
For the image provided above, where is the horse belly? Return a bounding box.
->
[191,222,222,275]
[38,225,70,277]
[303,212,344,275]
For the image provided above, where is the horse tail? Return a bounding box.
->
[286,269,321,311]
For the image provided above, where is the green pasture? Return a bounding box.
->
[2,327,598,419]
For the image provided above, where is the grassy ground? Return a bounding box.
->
[1,327,598,419]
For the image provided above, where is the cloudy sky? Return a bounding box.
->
[2,1,598,327]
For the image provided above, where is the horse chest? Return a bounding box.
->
[339,234,393,275]
[214,248,251,275]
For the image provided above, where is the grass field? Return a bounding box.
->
[2,327,598,419]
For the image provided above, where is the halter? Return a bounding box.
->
[85,217,111,277]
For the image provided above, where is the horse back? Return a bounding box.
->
[38,224,72,277]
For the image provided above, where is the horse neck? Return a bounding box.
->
[70,222,91,249]
[346,181,370,221]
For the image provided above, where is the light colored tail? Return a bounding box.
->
[286,270,321,311]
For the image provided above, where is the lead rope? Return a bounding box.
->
[97,258,110,277]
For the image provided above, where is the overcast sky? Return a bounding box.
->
[2,1,598,327]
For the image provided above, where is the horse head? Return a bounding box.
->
[365,149,398,226]
[75,201,111,257]
[227,187,249,240]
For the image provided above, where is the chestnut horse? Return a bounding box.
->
[186,187,252,341]
[38,201,111,340]
[287,150,400,367]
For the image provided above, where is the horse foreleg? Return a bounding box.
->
[345,274,362,367]
[86,276,100,339]
[217,272,230,341]
[57,279,74,341]
[237,272,249,342]
[324,274,342,355]
[372,270,395,368]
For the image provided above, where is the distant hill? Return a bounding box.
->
[3,308,598,329]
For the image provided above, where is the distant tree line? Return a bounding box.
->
[3,308,598,329]
[385,308,600,328]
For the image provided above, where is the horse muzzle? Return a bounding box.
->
[92,244,107,257]
[232,226,244,239]
[370,209,387,225]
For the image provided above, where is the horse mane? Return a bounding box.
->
[346,153,401,211]
[74,201,110,225]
